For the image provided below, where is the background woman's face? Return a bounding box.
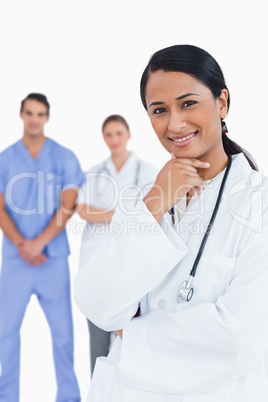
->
[102,121,130,156]
[145,70,228,162]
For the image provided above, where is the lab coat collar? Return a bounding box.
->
[177,153,253,225]
[105,151,138,176]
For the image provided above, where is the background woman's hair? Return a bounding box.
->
[102,114,129,132]
[140,44,257,170]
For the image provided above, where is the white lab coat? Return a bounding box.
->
[77,152,158,269]
[74,153,268,402]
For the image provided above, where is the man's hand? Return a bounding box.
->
[29,254,48,266]
[17,238,47,265]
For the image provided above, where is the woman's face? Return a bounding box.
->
[102,121,130,156]
[145,70,228,162]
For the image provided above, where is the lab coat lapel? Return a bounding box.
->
[176,153,253,230]
[116,152,138,184]
[105,157,117,177]
[178,174,224,229]
[105,153,137,177]
[106,152,138,186]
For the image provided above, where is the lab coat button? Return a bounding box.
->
[158,299,166,309]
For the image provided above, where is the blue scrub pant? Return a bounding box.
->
[0,256,80,402]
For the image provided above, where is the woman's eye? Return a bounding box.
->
[182,100,197,108]
[153,107,166,114]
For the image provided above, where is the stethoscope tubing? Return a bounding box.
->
[189,154,232,277]
[175,154,233,303]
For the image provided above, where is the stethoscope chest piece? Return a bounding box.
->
[177,276,194,304]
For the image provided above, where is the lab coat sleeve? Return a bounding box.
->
[118,209,268,393]
[74,201,188,331]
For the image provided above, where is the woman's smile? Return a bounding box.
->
[168,130,198,147]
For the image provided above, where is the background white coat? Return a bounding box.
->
[0,0,267,401]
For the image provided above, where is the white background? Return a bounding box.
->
[0,0,267,401]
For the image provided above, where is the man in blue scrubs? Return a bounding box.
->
[0,93,84,401]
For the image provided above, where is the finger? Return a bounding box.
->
[39,255,47,263]
[172,163,198,173]
[184,170,203,178]
[188,185,203,196]
[26,253,39,264]
[170,152,176,160]
[29,253,47,265]
[30,260,40,266]
[18,250,26,259]
[31,256,44,266]
[186,176,204,189]
[173,158,210,169]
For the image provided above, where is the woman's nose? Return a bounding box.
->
[168,113,187,133]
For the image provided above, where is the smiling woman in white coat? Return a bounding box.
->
[76,114,158,376]
[74,45,268,402]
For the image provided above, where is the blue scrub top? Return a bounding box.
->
[0,138,85,259]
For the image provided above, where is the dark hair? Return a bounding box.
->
[140,44,257,170]
[102,114,129,132]
[20,93,50,115]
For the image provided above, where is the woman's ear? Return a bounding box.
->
[219,89,228,119]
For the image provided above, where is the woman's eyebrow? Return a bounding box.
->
[176,93,199,100]
[149,93,199,108]
[149,101,165,107]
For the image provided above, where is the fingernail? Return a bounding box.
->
[205,162,210,167]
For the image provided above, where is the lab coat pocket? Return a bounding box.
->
[86,336,125,402]
[86,357,117,402]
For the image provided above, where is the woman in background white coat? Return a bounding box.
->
[74,45,268,401]
[76,114,157,376]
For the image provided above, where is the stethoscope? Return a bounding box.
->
[96,158,141,196]
[169,155,233,304]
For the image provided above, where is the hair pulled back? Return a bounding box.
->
[140,45,257,170]
[102,114,129,132]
